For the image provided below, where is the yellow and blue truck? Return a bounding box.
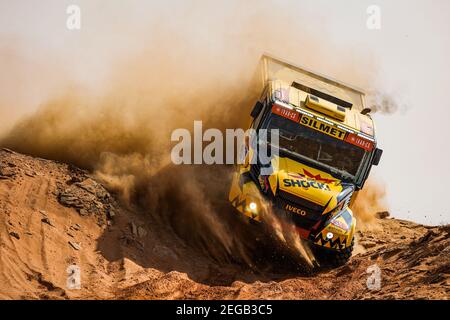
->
[229,55,383,266]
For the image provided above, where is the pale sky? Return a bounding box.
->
[0,0,449,224]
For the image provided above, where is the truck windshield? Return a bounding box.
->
[264,113,367,181]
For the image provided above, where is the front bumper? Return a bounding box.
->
[229,173,356,252]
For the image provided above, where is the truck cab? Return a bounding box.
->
[229,55,383,266]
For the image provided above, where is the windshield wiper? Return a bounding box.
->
[329,167,353,183]
[268,144,355,183]
[260,141,356,183]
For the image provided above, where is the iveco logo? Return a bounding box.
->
[285,204,307,216]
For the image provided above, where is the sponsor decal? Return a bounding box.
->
[283,169,337,191]
[327,224,347,235]
[299,115,346,140]
[283,178,331,191]
[344,133,374,151]
[302,169,336,184]
[272,104,300,122]
[287,170,336,184]
[287,173,306,180]
[331,218,349,231]
[285,204,307,216]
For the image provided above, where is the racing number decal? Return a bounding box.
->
[272,104,300,122]
[344,133,374,151]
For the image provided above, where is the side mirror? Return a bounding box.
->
[250,101,264,118]
[361,108,372,115]
[372,148,383,166]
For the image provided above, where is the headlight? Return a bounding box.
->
[246,201,260,219]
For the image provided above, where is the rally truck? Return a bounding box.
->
[229,55,383,267]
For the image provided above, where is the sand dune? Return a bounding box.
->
[0,148,448,300]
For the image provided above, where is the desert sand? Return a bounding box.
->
[0,148,448,300]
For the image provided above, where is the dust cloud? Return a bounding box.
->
[0,46,265,265]
[366,90,405,114]
[0,1,391,268]
[351,178,388,227]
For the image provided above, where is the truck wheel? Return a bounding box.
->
[314,239,354,268]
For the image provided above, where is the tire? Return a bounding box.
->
[314,238,354,268]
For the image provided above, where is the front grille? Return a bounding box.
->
[275,191,325,230]
[278,190,324,212]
